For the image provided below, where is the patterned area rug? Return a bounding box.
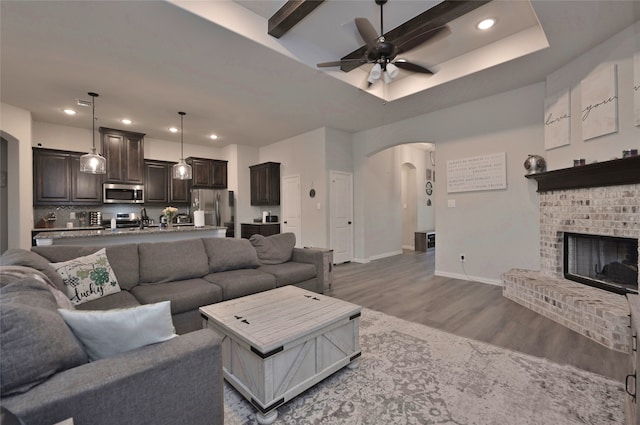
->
[224,308,624,425]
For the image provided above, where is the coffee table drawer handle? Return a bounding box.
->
[350,312,361,320]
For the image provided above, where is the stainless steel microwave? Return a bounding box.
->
[103,183,144,204]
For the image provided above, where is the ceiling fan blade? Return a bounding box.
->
[395,25,451,54]
[355,17,379,50]
[394,60,433,75]
[317,58,368,68]
[317,61,344,68]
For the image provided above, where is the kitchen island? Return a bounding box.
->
[33,225,227,246]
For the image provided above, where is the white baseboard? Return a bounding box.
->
[368,250,404,262]
[351,250,404,264]
[435,270,503,287]
[351,257,369,264]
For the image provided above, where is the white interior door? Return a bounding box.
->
[330,171,353,264]
[282,175,301,246]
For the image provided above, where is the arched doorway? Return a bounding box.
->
[401,162,417,250]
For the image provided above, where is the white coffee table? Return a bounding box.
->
[200,286,361,424]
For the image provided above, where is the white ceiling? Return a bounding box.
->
[1,1,639,149]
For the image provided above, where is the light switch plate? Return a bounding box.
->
[448,199,456,208]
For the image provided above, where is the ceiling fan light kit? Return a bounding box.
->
[79,92,107,175]
[317,0,449,88]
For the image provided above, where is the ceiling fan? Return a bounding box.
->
[317,0,451,87]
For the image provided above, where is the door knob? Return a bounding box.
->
[348,221,352,224]
[284,221,288,224]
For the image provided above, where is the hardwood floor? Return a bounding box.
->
[327,249,628,381]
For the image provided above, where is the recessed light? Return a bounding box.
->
[169,127,178,133]
[477,18,495,30]
[63,109,76,115]
[210,134,218,140]
[121,119,132,125]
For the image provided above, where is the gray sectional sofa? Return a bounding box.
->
[0,233,326,424]
[32,233,326,334]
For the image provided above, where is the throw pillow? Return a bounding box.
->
[50,248,121,305]
[1,280,88,396]
[0,249,66,292]
[58,301,177,361]
[249,233,296,265]
[202,238,260,273]
[0,265,74,310]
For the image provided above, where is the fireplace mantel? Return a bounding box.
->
[526,155,640,192]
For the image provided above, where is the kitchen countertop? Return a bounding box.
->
[241,222,280,225]
[32,226,103,232]
[33,225,227,241]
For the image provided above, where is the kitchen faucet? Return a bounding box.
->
[139,208,148,229]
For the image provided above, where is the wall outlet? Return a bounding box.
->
[460,253,465,262]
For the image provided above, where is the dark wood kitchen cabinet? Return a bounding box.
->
[186,157,227,189]
[33,148,102,205]
[143,160,189,205]
[170,173,190,204]
[100,127,145,184]
[241,223,280,239]
[250,162,280,206]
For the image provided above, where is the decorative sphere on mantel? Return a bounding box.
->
[524,154,546,175]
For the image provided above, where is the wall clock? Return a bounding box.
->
[425,181,433,195]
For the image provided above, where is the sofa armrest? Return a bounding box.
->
[291,247,326,293]
[3,329,223,425]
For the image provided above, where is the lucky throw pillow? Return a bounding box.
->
[51,248,121,305]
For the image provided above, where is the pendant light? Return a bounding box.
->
[79,92,106,174]
[172,111,192,180]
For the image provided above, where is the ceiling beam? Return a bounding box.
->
[340,0,492,72]
[268,0,325,39]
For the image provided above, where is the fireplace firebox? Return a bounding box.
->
[563,232,638,294]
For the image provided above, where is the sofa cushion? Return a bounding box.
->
[131,278,222,315]
[203,269,276,300]
[249,233,296,265]
[0,279,87,396]
[202,237,259,273]
[1,249,65,292]
[32,244,140,291]
[138,239,209,284]
[50,249,121,306]
[58,301,177,361]
[258,262,317,287]
[76,290,141,311]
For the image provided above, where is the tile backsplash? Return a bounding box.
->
[33,205,190,228]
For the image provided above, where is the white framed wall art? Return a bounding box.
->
[634,52,640,126]
[544,88,571,150]
[581,64,618,140]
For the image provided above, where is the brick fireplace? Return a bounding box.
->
[502,156,640,353]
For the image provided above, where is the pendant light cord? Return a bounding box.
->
[92,97,96,149]
[88,92,99,150]
[179,111,186,160]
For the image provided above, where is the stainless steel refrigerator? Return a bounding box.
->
[190,189,233,227]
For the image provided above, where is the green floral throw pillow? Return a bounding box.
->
[51,248,121,305]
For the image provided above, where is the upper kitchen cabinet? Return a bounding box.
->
[100,127,145,184]
[33,148,102,205]
[250,162,280,206]
[143,159,189,205]
[186,157,227,189]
